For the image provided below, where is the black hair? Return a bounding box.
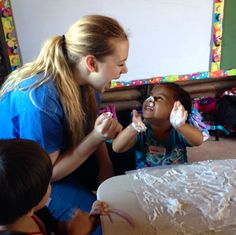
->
[0,231,26,235]
[0,139,52,225]
[152,82,192,114]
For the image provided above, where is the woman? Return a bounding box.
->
[0,15,129,223]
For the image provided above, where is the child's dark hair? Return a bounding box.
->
[154,82,192,114]
[0,231,26,235]
[0,139,52,225]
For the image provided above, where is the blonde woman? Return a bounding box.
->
[0,14,128,230]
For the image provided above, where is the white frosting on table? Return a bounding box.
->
[127,160,236,234]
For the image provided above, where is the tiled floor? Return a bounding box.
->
[188,134,236,163]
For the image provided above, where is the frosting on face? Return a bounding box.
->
[128,160,236,234]
[146,96,155,108]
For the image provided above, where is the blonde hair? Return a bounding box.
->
[0,15,128,147]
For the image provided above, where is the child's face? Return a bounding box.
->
[142,85,175,122]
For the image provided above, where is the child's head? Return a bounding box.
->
[0,232,26,235]
[143,82,192,122]
[0,139,52,225]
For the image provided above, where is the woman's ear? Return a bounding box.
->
[85,55,97,72]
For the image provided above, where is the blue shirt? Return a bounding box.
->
[0,74,67,153]
[134,124,189,169]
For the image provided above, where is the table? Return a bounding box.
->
[97,160,236,235]
[97,174,154,235]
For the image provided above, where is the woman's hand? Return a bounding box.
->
[94,112,123,140]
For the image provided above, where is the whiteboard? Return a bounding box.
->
[11,0,214,82]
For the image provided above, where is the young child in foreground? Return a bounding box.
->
[0,139,109,235]
[112,83,204,168]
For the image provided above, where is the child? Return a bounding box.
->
[112,82,204,168]
[0,139,109,235]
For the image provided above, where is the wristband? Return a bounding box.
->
[131,122,147,133]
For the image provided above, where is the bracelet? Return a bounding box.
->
[131,122,146,133]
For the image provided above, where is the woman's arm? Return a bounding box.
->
[50,113,122,182]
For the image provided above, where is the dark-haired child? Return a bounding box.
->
[112,83,204,168]
[0,139,108,235]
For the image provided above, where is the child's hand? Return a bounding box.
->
[170,101,188,129]
[90,200,109,216]
[94,112,123,140]
[89,201,109,232]
[68,201,109,235]
[131,110,147,132]
[68,209,94,235]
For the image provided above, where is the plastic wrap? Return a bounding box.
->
[126,160,236,234]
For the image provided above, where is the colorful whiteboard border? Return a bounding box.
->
[0,0,21,71]
[111,0,236,89]
[1,0,235,84]
[211,0,224,72]
[111,68,236,88]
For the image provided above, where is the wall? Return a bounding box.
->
[11,0,213,82]
[220,0,236,70]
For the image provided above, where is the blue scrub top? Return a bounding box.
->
[0,74,67,153]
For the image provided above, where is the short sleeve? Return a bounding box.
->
[18,82,67,153]
[0,77,68,153]
[18,107,66,154]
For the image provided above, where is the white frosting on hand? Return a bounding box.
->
[94,112,113,138]
[131,122,147,133]
[131,110,147,133]
[170,101,188,128]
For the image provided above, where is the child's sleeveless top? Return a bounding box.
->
[27,215,47,235]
